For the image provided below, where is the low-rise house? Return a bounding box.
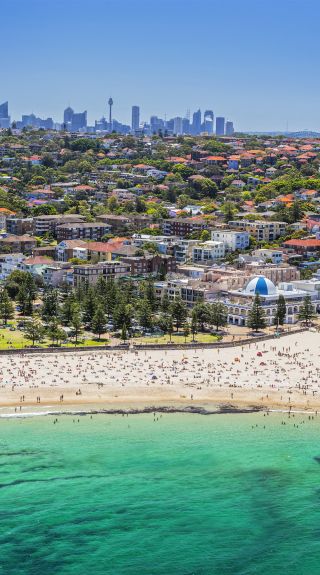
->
[23,256,53,277]
[284,238,320,254]
[55,240,88,262]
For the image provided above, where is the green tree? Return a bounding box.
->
[298,295,316,326]
[200,229,210,242]
[24,317,44,346]
[121,323,128,343]
[41,289,59,322]
[274,295,286,326]
[61,294,76,325]
[71,303,83,344]
[47,318,65,346]
[210,302,227,332]
[136,299,153,330]
[167,317,173,342]
[0,289,14,325]
[183,323,190,343]
[191,313,198,342]
[192,302,211,331]
[247,294,267,332]
[82,287,97,324]
[92,304,106,340]
[170,297,188,331]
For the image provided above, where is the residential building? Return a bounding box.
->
[120,254,176,275]
[73,261,130,287]
[0,235,37,254]
[211,230,250,252]
[192,241,225,263]
[34,214,85,236]
[55,240,88,262]
[6,217,33,235]
[228,220,287,241]
[162,218,209,237]
[252,249,283,264]
[0,253,24,280]
[56,222,111,241]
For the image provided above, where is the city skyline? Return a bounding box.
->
[2,0,320,132]
[0,100,235,135]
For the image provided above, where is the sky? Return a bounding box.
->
[1,0,320,132]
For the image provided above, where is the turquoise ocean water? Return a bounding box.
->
[0,412,320,574]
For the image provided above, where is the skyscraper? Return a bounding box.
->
[0,101,10,128]
[192,109,201,135]
[173,117,183,135]
[225,121,234,136]
[216,116,225,136]
[71,111,87,132]
[108,98,113,130]
[203,110,214,134]
[131,106,140,132]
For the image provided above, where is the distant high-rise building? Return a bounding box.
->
[108,97,113,130]
[182,117,190,135]
[192,109,201,135]
[63,107,74,128]
[71,111,87,132]
[203,110,214,134]
[173,117,183,135]
[0,101,10,128]
[216,116,225,136]
[225,121,234,136]
[131,106,140,132]
[150,116,165,134]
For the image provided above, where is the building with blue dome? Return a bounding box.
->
[225,275,319,326]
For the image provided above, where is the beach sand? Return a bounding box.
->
[0,331,319,415]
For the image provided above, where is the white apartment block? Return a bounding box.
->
[211,230,250,252]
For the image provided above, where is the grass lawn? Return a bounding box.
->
[133,333,221,345]
[0,324,110,350]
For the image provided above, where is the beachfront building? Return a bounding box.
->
[225,275,320,326]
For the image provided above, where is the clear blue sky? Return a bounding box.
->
[1,0,319,131]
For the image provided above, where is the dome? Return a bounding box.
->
[243,276,277,296]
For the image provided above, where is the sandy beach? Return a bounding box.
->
[0,331,319,415]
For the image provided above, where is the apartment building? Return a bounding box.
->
[73,261,130,287]
[162,218,209,237]
[211,230,250,252]
[56,222,111,242]
[228,220,287,242]
[34,214,85,236]
[192,241,225,263]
